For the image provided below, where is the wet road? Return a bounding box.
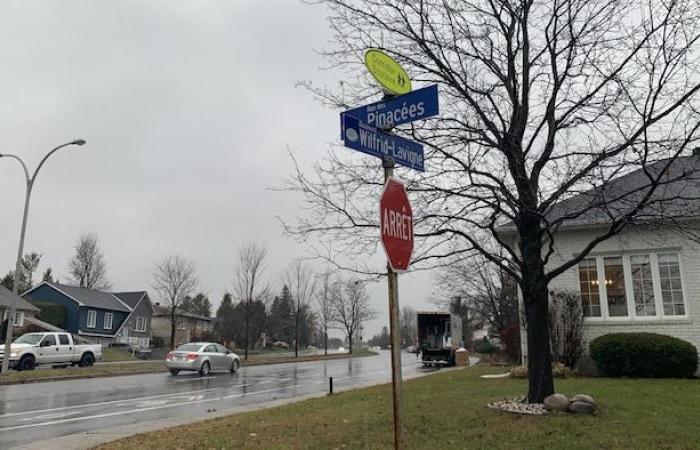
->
[0,351,431,449]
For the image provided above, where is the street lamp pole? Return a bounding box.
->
[0,139,86,373]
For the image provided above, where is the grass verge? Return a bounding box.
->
[101,346,139,362]
[0,350,375,385]
[97,364,700,450]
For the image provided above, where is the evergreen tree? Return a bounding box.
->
[215,293,236,345]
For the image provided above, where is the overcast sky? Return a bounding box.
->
[0,0,437,337]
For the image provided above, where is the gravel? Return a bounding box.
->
[487,397,548,415]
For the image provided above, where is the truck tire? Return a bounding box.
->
[79,352,95,367]
[17,355,36,371]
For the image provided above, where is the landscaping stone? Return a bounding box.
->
[543,393,570,412]
[568,400,596,414]
[571,394,596,406]
[487,398,547,415]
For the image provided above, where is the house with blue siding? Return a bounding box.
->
[23,282,151,346]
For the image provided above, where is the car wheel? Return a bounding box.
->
[199,361,210,376]
[18,355,35,371]
[79,353,95,367]
[230,359,240,373]
[169,369,180,376]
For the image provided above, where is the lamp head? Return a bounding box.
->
[72,139,86,146]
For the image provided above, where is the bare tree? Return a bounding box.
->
[330,278,376,354]
[399,306,417,348]
[315,271,335,355]
[22,252,41,289]
[67,233,110,290]
[284,0,700,402]
[232,243,269,360]
[548,289,585,369]
[284,260,316,357]
[151,255,198,350]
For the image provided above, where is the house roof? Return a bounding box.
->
[0,286,40,313]
[40,282,132,313]
[152,304,212,322]
[543,155,700,229]
[113,291,147,309]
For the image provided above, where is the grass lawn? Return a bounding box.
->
[98,365,700,450]
[101,346,139,362]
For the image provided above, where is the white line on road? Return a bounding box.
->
[0,385,303,432]
[173,376,216,382]
[0,385,245,419]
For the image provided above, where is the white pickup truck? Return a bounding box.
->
[0,332,102,371]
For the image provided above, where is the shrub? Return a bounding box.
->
[509,362,573,379]
[548,289,584,369]
[475,338,497,354]
[500,322,521,363]
[590,333,698,378]
[32,302,66,328]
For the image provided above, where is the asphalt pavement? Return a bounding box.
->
[0,351,455,449]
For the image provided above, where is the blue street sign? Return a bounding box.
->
[342,84,439,130]
[341,114,425,172]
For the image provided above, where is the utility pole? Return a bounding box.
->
[0,139,86,373]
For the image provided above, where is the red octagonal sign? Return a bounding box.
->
[380,177,413,272]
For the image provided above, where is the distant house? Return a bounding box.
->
[151,304,213,348]
[23,282,152,346]
[0,285,40,339]
[113,291,154,348]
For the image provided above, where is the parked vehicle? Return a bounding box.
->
[165,342,240,376]
[0,332,103,371]
[417,311,462,368]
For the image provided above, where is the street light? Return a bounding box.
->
[0,139,86,373]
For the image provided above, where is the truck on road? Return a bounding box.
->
[417,311,462,367]
[0,332,102,371]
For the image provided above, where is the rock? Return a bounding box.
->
[543,393,570,412]
[571,394,596,406]
[568,401,596,414]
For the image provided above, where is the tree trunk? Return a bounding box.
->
[170,310,176,350]
[348,333,353,354]
[324,329,328,356]
[520,215,555,403]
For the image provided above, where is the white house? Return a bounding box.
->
[516,154,700,368]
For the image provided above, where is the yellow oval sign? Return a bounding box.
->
[364,49,412,95]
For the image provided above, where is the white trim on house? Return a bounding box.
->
[104,312,113,330]
[86,310,97,328]
[2,310,24,327]
[113,293,150,337]
[109,294,135,313]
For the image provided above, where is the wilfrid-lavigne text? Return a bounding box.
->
[357,122,423,168]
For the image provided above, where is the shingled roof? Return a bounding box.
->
[42,282,132,313]
[0,286,40,312]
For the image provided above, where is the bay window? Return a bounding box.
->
[577,251,686,320]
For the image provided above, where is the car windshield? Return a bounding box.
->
[14,334,43,345]
[175,344,203,352]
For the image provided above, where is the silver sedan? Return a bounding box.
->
[166,342,240,376]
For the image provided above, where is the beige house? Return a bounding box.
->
[151,304,213,348]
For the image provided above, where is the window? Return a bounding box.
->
[87,310,97,328]
[177,319,187,330]
[2,310,24,326]
[135,316,147,332]
[578,251,686,320]
[204,345,217,353]
[578,258,601,317]
[630,255,655,316]
[603,257,628,317]
[658,253,685,316]
[104,312,113,330]
[42,334,56,346]
[58,334,70,345]
[215,344,228,353]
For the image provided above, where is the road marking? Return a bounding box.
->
[0,385,303,432]
[173,376,216,382]
[257,380,272,385]
[0,385,241,419]
[18,411,83,421]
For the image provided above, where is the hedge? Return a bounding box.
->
[590,332,698,378]
[31,302,66,328]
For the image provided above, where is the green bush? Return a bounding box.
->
[31,302,66,328]
[475,338,497,354]
[590,333,698,378]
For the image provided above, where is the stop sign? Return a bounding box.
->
[380,177,413,272]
